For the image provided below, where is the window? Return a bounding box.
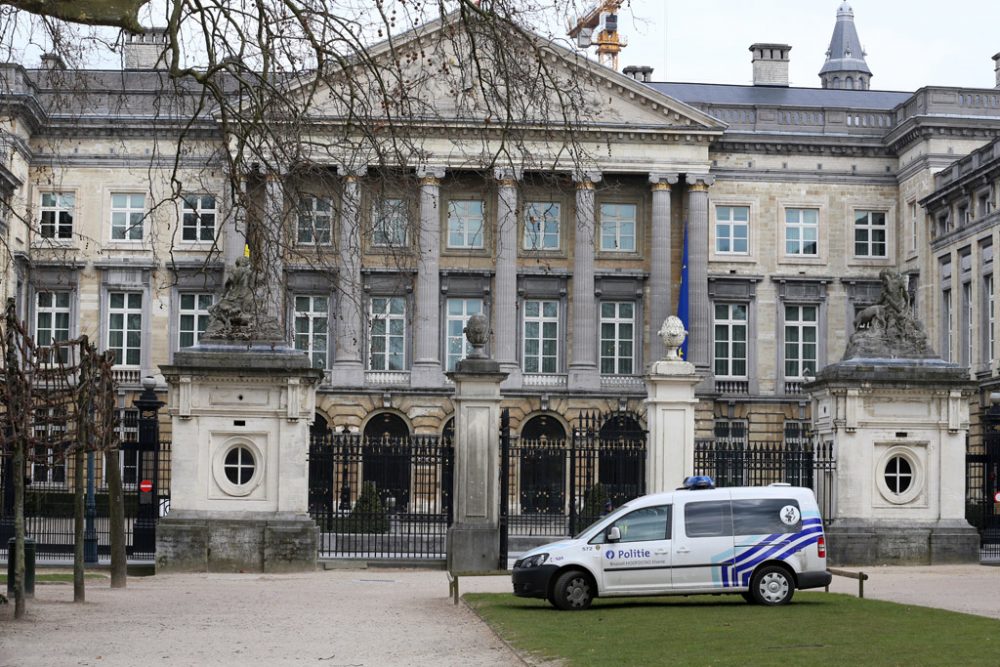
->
[523,202,560,251]
[447,199,484,249]
[785,208,818,256]
[182,195,216,242]
[684,500,733,538]
[607,506,671,543]
[110,193,145,241]
[958,204,970,226]
[909,202,918,252]
[978,192,992,219]
[293,296,329,369]
[39,192,74,240]
[107,292,142,366]
[942,289,952,362]
[884,455,912,495]
[372,198,408,247]
[784,305,817,379]
[32,445,66,486]
[713,303,747,377]
[523,300,559,373]
[179,293,214,348]
[224,446,256,485]
[600,203,637,252]
[600,301,634,375]
[962,282,972,366]
[715,205,749,255]
[445,297,483,371]
[36,291,71,363]
[369,297,406,371]
[986,274,995,365]
[854,210,887,257]
[297,196,333,245]
[732,499,801,535]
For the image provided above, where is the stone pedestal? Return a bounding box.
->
[645,360,701,493]
[446,358,508,572]
[157,344,323,572]
[807,359,980,565]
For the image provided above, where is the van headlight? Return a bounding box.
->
[519,553,549,568]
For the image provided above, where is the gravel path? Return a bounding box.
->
[0,569,524,667]
[2,564,997,666]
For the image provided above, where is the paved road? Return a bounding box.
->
[1,564,997,666]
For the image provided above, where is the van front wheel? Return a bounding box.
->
[552,570,594,610]
[751,566,794,606]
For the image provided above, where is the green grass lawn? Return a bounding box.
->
[466,592,1000,667]
[0,573,107,584]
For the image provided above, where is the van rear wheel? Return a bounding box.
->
[552,570,594,610]
[750,565,794,606]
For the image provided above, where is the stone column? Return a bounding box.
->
[447,320,508,572]
[645,335,700,493]
[331,167,366,387]
[568,172,602,391]
[411,168,446,387]
[648,173,679,365]
[685,174,715,374]
[257,172,286,328]
[495,168,521,389]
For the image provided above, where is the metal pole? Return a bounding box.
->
[338,426,351,511]
[84,451,97,563]
[132,376,163,555]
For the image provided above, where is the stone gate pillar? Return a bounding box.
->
[645,317,701,492]
[447,314,508,572]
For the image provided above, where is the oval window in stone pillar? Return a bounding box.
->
[875,446,923,505]
[213,438,265,497]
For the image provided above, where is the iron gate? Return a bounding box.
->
[308,430,453,559]
[499,409,647,545]
[967,408,1000,561]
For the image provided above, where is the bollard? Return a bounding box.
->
[6,537,35,598]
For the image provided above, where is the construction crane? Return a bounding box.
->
[567,1,627,71]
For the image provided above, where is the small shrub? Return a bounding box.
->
[331,481,390,533]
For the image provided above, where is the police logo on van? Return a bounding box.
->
[779,505,801,526]
[605,550,615,559]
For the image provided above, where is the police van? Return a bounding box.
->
[512,478,831,610]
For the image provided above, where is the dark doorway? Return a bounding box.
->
[598,412,645,510]
[363,413,411,512]
[519,415,567,514]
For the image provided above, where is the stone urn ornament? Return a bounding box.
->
[658,316,687,361]
[463,313,490,359]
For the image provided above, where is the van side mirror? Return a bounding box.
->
[606,526,621,542]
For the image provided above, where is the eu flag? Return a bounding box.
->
[677,221,690,360]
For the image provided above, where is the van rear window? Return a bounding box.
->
[684,501,733,538]
[732,498,801,535]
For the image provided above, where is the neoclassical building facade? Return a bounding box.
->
[4,4,1000,451]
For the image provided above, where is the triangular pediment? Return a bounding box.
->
[281,12,724,136]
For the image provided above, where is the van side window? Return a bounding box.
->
[602,505,671,543]
[732,498,801,535]
[684,501,733,538]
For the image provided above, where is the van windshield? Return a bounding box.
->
[573,503,633,540]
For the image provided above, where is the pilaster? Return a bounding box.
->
[411,167,447,388]
[261,172,287,328]
[645,360,700,492]
[648,173,679,365]
[569,171,602,392]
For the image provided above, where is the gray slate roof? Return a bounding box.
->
[646,82,911,111]
[819,2,872,76]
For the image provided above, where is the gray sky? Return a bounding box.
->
[613,0,1000,91]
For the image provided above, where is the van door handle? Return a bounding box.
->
[676,547,690,554]
[654,550,669,555]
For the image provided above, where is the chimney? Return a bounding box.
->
[621,65,654,82]
[40,53,66,70]
[994,52,1000,89]
[750,43,791,87]
[124,28,169,70]
[622,65,639,80]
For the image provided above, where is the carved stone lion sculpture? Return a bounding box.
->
[658,316,688,361]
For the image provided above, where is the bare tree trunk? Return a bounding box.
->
[73,449,84,603]
[13,435,25,619]
[106,448,126,588]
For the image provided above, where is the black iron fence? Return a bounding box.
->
[501,411,647,538]
[694,438,837,524]
[308,431,453,559]
[966,438,1000,562]
[0,440,171,561]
